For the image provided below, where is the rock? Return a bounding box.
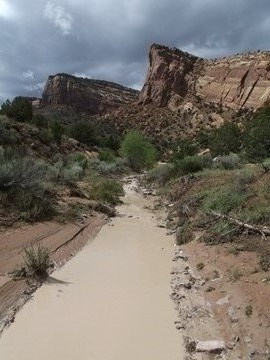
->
[228,307,236,317]
[139,43,270,110]
[176,324,185,330]
[196,340,226,354]
[216,295,230,306]
[42,73,138,114]
[183,282,192,290]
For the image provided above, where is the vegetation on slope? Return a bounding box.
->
[147,103,270,270]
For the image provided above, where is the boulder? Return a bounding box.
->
[196,340,226,353]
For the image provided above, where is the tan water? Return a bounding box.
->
[0,179,183,360]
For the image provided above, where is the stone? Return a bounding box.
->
[196,340,226,353]
[216,295,230,306]
[139,43,270,110]
[42,73,138,114]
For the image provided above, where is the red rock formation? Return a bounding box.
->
[139,44,270,110]
[139,44,201,109]
[42,74,139,115]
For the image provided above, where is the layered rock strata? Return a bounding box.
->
[42,74,139,115]
[139,44,270,110]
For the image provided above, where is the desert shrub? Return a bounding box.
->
[32,114,48,128]
[171,138,198,161]
[203,219,238,244]
[98,149,116,163]
[199,154,213,168]
[120,130,156,172]
[50,120,64,144]
[0,150,48,191]
[259,255,270,271]
[174,156,204,175]
[1,97,33,122]
[241,205,270,225]
[242,105,270,161]
[147,163,175,185]
[60,164,84,184]
[22,245,51,279]
[213,153,241,170]
[50,157,85,185]
[201,187,247,214]
[38,128,54,145]
[175,223,193,245]
[209,122,241,156]
[88,177,124,205]
[68,152,88,169]
[68,120,97,146]
[196,130,211,148]
[233,169,256,193]
[88,157,129,175]
[0,150,55,220]
[1,187,55,221]
[0,121,18,145]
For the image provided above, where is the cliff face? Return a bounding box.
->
[42,74,139,115]
[139,44,270,110]
[139,44,201,109]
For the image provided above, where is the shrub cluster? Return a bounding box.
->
[120,130,156,171]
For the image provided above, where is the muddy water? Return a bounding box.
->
[0,179,183,359]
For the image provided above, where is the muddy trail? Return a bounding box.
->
[0,178,184,360]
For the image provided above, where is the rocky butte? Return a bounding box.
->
[41,73,139,115]
[139,43,270,110]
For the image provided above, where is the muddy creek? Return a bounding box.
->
[0,179,183,359]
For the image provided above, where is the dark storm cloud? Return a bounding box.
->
[1,0,270,101]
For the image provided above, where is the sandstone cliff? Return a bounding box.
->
[42,74,139,115]
[139,44,270,110]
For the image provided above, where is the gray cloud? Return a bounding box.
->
[1,0,270,102]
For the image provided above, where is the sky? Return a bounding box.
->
[1,0,270,102]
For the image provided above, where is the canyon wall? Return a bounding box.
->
[139,44,270,110]
[42,74,139,115]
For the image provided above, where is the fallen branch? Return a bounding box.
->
[208,211,270,239]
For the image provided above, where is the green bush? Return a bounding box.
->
[68,120,97,146]
[171,138,198,161]
[50,120,64,144]
[209,122,241,156]
[0,149,55,221]
[98,149,116,163]
[88,177,124,205]
[120,130,157,172]
[38,129,54,145]
[1,97,33,122]
[0,150,48,191]
[242,106,270,161]
[174,156,204,175]
[0,121,18,145]
[1,187,55,221]
[32,114,48,128]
